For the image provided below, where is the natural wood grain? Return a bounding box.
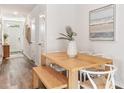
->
[42,52,112,71]
[42,52,112,89]
[33,66,67,89]
[77,53,112,65]
[32,70,40,88]
[41,54,46,66]
[3,45,10,59]
[80,76,107,89]
[68,70,78,89]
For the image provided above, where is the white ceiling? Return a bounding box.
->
[0,4,36,14]
[0,4,37,19]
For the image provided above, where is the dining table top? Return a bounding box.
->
[42,52,112,71]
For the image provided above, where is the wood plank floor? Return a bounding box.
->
[0,53,36,89]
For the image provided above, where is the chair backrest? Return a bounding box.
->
[81,64,117,89]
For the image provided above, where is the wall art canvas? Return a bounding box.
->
[89,4,115,41]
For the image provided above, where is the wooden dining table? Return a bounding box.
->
[41,52,112,89]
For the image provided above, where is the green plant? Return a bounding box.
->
[4,33,8,40]
[57,26,77,41]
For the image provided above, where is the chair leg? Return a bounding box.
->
[83,72,86,81]
[80,71,87,82]
[111,73,115,89]
[78,80,80,89]
[80,71,82,82]
[66,70,68,77]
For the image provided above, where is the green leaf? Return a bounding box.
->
[57,26,77,41]
[66,26,73,35]
[57,37,70,40]
[72,32,77,36]
[66,30,72,35]
[59,33,68,38]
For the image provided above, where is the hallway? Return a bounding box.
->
[0,53,35,89]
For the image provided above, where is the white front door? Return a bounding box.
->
[3,20,23,53]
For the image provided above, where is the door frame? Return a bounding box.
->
[2,19,25,53]
[36,14,47,66]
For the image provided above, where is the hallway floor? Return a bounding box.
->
[0,53,35,89]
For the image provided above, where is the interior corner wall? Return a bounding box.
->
[23,5,43,60]
[46,4,78,52]
[23,4,46,65]
[76,4,124,88]
[23,16,32,59]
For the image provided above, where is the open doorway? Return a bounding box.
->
[3,20,24,53]
[37,14,46,65]
[30,18,36,62]
[30,14,46,66]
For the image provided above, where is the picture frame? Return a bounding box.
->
[25,24,31,44]
[89,4,116,41]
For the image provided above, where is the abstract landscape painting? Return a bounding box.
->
[89,4,115,41]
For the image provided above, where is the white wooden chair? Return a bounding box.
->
[79,64,117,89]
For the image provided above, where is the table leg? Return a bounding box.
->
[68,70,78,89]
[41,54,46,66]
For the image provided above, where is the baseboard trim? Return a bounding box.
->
[22,52,36,66]
[22,52,31,60]
[115,80,124,89]
[115,85,123,89]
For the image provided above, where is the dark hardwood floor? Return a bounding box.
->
[0,53,36,89]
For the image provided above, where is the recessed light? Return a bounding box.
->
[13,11,18,15]
[39,15,45,18]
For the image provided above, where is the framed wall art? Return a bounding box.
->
[89,4,116,41]
[25,24,31,44]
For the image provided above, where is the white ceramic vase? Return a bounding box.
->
[4,39,8,45]
[67,41,77,58]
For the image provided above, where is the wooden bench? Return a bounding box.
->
[32,66,68,89]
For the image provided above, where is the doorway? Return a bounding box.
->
[30,14,46,66]
[3,20,24,53]
[37,14,46,65]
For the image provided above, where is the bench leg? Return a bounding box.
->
[32,70,40,89]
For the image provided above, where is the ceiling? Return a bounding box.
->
[0,4,37,19]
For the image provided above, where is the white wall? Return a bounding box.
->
[76,4,124,88]
[46,4,78,52]
[23,16,32,59]
[23,4,79,64]
[23,5,46,65]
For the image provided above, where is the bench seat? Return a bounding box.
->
[32,66,68,89]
